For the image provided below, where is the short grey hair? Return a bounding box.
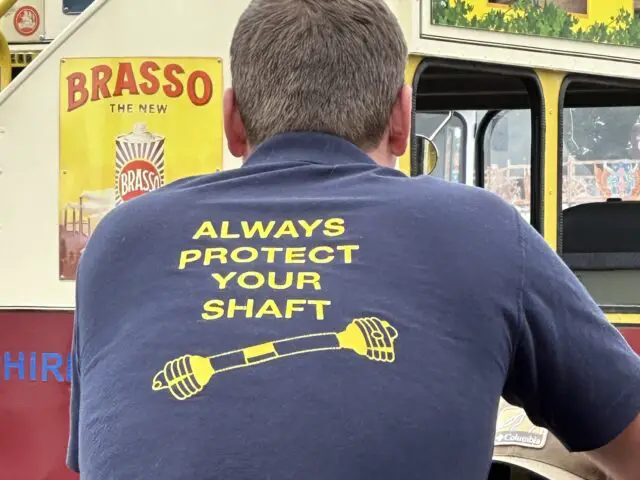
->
[230,0,408,150]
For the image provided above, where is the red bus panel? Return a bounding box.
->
[0,311,77,480]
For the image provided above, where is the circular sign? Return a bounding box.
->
[118,159,163,202]
[13,6,40,37]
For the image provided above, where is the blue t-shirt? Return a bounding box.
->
[68,132,640,479]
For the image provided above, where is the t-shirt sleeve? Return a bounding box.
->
[66,285,81,473]
[502,212,640,452]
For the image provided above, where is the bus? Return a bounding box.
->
[0,0,639,477]
[411,0,640,354]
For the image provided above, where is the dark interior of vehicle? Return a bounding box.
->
[488,463,546,479]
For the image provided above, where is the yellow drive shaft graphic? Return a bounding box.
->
[152,317,398,400]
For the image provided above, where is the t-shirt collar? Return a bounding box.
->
[242,132,377,167]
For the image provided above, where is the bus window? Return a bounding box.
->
[413,59,542,229]
[559,76,640,310]
[63,0,95,14]
[483,110,532,223]
[562,105,640,207]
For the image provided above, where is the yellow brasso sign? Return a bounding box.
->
[59,57,223,280]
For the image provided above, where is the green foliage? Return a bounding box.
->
[432,0,640,46]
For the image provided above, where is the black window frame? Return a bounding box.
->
[411,57,545,233]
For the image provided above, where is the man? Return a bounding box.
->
[67,0,640,479]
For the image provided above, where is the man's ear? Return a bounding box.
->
[223,88,248,158]
[387,84,412,158]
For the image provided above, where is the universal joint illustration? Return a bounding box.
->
[152,316,398,401]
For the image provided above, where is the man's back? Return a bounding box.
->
[69,133,640,479]
[70,133,522,478]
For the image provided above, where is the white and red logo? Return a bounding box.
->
[114,124,165,205]
[117,159,163,203]
[13,6,40,37]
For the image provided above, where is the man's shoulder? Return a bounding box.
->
[85,170,522,258]
[96,172,220,225]
[78,175,210,263]
[407,174,508,203]
[391,175,520,228]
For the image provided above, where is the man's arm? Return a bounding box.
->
[589,414,640,479]
[502,211,640,478]
[66,276,81,473]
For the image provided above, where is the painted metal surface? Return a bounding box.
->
[0,311,77,479]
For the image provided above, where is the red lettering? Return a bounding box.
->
[90,65,112,101]
[139,61,161,95]
[67,73,88,112]
[67,61,213,109]
[113,62,140,97]
[187,71,213,106]
[163,64,185,98]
